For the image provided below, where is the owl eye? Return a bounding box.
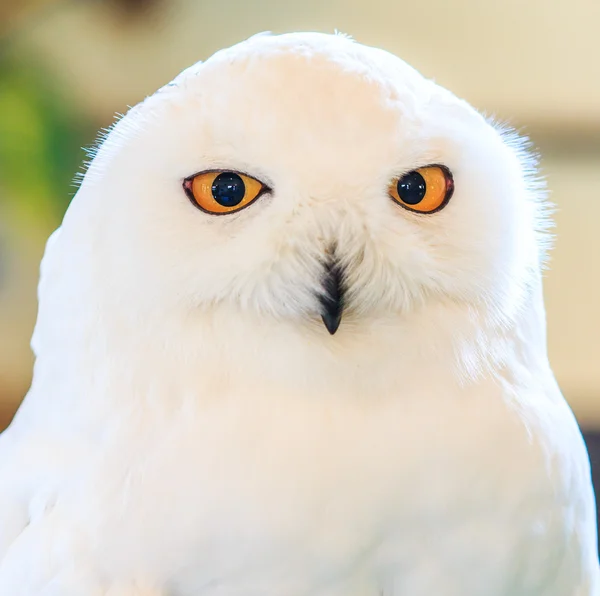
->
[389,165,454,214]
[183,170,267,215]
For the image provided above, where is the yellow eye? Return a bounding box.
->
[183,170,267,215]
[389,165,454,214]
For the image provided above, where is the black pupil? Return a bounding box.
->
[397,171,426,205]
[211,172,246,207]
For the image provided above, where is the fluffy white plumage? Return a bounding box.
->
[0,31,598,595]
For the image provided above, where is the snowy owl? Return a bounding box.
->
[0,31,598,596]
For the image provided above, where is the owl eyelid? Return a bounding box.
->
[390,163,451,181]
[182,169,273,192]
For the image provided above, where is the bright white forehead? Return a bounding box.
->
[175,31,430,104]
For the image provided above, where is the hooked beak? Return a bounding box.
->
[319,259,345,335]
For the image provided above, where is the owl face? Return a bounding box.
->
[78,32,546,336]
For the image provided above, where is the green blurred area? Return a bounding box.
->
[0,51,92,228]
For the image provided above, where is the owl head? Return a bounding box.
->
[34,32,550,384]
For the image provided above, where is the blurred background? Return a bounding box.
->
[0,2,599,443]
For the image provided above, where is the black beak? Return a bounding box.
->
[319,259,345,335]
